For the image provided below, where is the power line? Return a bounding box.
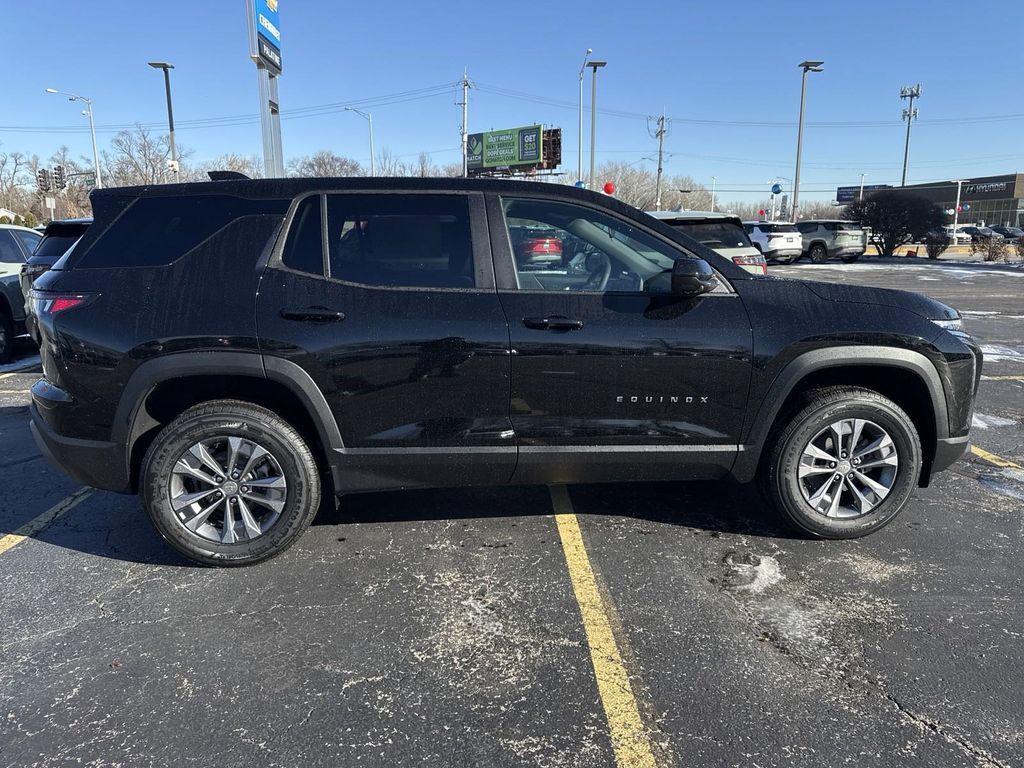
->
[0,83,460,134]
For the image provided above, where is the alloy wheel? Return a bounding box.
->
[168,436,287,543]
[797,418,898,519]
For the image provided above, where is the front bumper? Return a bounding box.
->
[30,393,132,494]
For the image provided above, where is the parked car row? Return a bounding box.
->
[0,223,43,362]
[0,218,90,363]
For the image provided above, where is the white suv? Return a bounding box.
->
[742,221,802,263]
[795,220,866,263]
[647,211,767,275]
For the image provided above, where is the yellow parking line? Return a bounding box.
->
[550,486,659,768]
[0,488,93,556]
[971,445,1022,470]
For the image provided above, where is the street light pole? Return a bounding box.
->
[345,107,375,176]
[148,62,178,178]
[587,60,607,190]
[791,60,823,222]
[859,172,865,201]
[951,179,966,242]
[46,88,103,189]
[710,176,717,212]
[578,48,591,185]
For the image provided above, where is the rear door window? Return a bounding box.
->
[325,194,476,289]
[281,195,326,276]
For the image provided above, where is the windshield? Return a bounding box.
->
[834,222,861,231]
[759,223,798,234]
[667,221,752,249]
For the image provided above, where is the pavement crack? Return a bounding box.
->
[879,690,1012,768]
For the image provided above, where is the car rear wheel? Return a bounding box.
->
[0,308,13,364]
[141,399,321,566]
[809,243,829,263]
[760,386,921,539]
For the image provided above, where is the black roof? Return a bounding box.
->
[91,175,638,214]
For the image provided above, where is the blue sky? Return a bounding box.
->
[6,0,1023,202]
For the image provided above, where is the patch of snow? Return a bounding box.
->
[972,413,1018,429]
[962,310,1001,316]
[981,345,1024,363]
[0,355,40,374]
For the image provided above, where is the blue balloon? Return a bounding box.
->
[574,180,586,188]
[771,183,783,195]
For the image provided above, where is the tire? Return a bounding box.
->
[809,243,829,263]
[141,399,321,566]
[841,252,861,264]
[0,308,13,364]
[759,386,921,539]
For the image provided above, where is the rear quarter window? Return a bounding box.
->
[74,195,287,268]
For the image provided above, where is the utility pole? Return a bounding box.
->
[648,111,670,210]
[587,60,607,190]
[458,69,471,177]
[710,176,717,212]
[578,48,591,185]
[792,60,823,222]
[900,84,921,186]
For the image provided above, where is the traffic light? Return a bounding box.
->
[36,168,52,192]
[53,165,67,190]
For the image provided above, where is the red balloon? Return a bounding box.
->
[758,209,766,217]
[603,182,616,195]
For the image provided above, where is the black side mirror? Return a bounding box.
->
[671,258,718,297]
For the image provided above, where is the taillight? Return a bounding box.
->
[29,291,97,317]
[732,255,768,275]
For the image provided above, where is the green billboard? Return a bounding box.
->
[466,125,542,170]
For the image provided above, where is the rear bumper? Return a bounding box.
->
[30,400,132,494]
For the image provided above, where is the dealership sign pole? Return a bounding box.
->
[247,0,284,177]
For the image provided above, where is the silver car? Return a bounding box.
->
[795,220,866,263]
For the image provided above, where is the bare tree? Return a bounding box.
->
[0,148,30,211]
[288,150,363,178]
[102,124,188,187]
[193,153,264,180]
[374,148,409,177]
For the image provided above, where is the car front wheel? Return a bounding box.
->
[141,399,321,566]
[760,386,921,539]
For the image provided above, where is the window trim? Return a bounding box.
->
[488,192,735,297]
[272,189,495,292]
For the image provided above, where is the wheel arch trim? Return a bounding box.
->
[732,345,948,482]
[114,352,343,487]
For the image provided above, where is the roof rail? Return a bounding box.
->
[207,170,250,181]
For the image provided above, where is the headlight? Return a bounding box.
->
[932,317,963,332]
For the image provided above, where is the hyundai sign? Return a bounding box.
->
[250,0,282,73]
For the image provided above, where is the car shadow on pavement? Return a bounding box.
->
[321,479,796,540]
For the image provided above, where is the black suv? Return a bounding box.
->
[30,178,982,565]
[20,218,92,341]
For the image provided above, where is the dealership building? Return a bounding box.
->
[838,173,1024,227]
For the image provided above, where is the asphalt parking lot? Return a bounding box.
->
[1,257,1022,768]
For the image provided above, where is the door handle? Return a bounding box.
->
[522,316,584,331]
[280,307,346,322]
